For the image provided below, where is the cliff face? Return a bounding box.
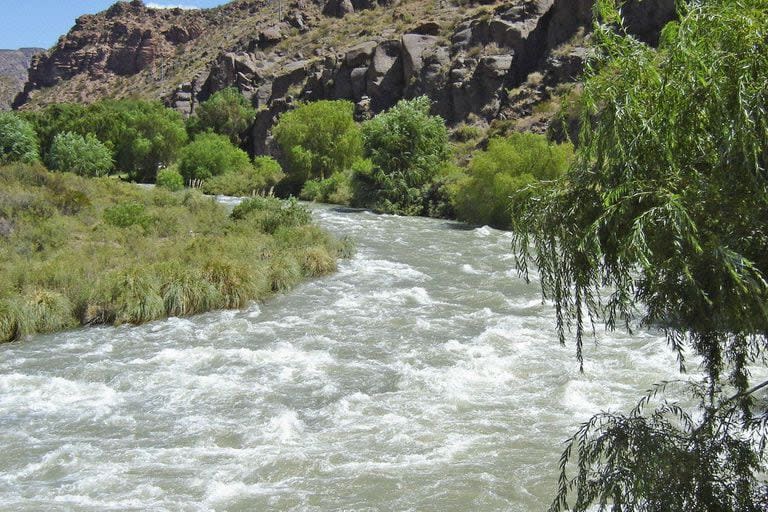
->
[0,48,43,110]
[14,0,675,152]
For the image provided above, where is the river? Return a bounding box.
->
[0,203,682,511]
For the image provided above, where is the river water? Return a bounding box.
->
[0,204,682,511]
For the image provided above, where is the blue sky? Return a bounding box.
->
[0,0,229,50]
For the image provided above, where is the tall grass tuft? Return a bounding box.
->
[202,258,263,309]
[24,289,76,333]
[96,268,165,325]
[157,262,221,317]
[0,298,33,343]
[299,247,337,277]
[268,255,303,292]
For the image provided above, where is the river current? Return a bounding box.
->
[0,203,682,511]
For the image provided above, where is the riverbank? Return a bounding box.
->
[0,163,351,343]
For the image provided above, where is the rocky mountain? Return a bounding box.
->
[14,0,675,153]
[0,48,43,110]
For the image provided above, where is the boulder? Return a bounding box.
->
[344,41,378,68]
[409,21,441,36]
[258,26,284,49]
[270,60,310,100]
[367,40,403,111]
[323,0,354,18]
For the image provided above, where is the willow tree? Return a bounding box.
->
[511,1,768,510]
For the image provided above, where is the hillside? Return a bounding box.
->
[0,48,43,110]
[14,0,675,152]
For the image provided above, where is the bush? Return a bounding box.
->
[48,132,113,177]
[103,202,152,230]
[300,169,353,205]
[0,112,39,165]
[201,155,285,196]
[189,88,256,144]
[452,133,573,229]
[156,168,185,191]
[353,97,450,214]
[273,100,362,189]
[178,132,252,182]
[26,100,187,182]
[231,196,312,234]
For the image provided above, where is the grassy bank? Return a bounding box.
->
[0,163,352,343]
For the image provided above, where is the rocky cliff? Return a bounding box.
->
[0,48,43,110]
[14,0,675,153]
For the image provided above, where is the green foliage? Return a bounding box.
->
[190,87,256,144]
[509,2,768,510]
[178,132,253,182]
[201,155,285,196]
[26,99,187,181]
[103,202,152,230]
[231,196,312,234]
[0,163,348,342]
[452,133,573,229]
[48,132,113,177]
[156,168,185,191]
[353,97,450,214]
[0,112,39,165]
[300,169,353,205]
[273,100,362,187]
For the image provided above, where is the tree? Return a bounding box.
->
[48,132,113,177]
[190,87,256,144]
[156,168,184,191]
[0,112,39,164]
[353,96,449,214]
[452,133,573,229]
[272,100,362,186]
[510,1,768,510]
[178,132,253,182]
[26,100,187,182]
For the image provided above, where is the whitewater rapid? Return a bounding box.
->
[0,204,682,511]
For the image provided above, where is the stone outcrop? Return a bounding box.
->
[12,0,676,155]
[0,48,42,110]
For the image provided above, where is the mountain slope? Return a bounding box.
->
[0,48,43,110]
[14,0,675,151]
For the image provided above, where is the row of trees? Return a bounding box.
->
[271,96,572,221]
[3,86,569,226]
[0,87,265,191]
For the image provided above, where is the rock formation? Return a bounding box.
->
[13,0,676,153]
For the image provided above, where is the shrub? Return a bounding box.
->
[27,99,187,182]
[156,168,185,191]
[354,97,450,214]
[189,87,256,144]
[48,132,113,177]
[231,196,312,234]
[452,133,573,229]
[0,112,39,165]
[201,155,285,196]
[178,132,253,182]
[103,202,152,230]
[273,100,362,189]
[156,262,220,317]
[300,169,353,205]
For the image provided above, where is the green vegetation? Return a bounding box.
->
[0,112,39,165]
[24,99,188,181]
[178,132,252,181]
[189,87,256,144]
[156,168,185,192]
[452,133,573,229]
[510,1,768,510]
[201,155,284,197]
[300,169,354,205]
[273,100,363,190]
[352,97,450,215]
[0,163,348,343]
[48,132,113,177]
